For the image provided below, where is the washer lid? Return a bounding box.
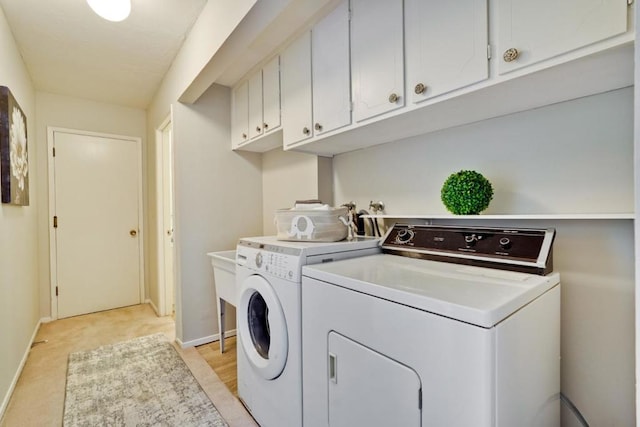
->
[302,254,560,328]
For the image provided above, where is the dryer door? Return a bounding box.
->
[238,274,289,380]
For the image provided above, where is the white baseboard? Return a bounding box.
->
[146,299,160,316]
[0,318,42,420]
[177,329,237,349]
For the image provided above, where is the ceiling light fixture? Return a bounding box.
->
[86,0,131,22]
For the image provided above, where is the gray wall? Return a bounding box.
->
[0,5,38,416]
[332,87,635,425]
[171,84,262,345]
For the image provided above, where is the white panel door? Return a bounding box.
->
[262,55,281,134]
[282,31,313,146]
[312,0,351,136]
[328,331,422,427]
[231,81,249,148]
[406,0,488,104]
[351,0,404,122]
[53,131,141,318]
[496,0,628,74]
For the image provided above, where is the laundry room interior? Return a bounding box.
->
[1,0,638,426]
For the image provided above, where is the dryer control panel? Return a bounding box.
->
[382,224,555,275]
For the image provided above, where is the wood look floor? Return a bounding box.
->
[197,336,238,397]
[0,305,255,427]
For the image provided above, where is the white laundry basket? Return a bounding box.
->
[275,206,349,242]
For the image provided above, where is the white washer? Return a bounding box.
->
[235,236,380,427]
[302,224,561,427]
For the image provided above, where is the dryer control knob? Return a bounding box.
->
[499,237,512,250]
[255,252,263,268]
[464,234,478,247]
[395,229,415,244]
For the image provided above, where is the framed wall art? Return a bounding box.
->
[0,86,29,206]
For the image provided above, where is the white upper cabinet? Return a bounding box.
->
[262,56,281,134]
[231,55,282,152]
[405,0,489,104]
[248,71,264,139]
[248,56,281,140]
[496,0,628,74]
[350,0,404,123]
[231,81,249,148]
[282,31,313,147]
[312,0,351,136]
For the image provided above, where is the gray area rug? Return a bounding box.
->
[63,333,228,426]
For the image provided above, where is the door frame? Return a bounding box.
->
[47,127,144,320]
[155,113,175,316]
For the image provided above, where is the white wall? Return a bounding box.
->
[635,3,640,424]
[0,5,38,418]
[262,149,332,235]
[332,87,635,425]
[145,0,266,345]
[35,92,147,317]
[171,84,262,345]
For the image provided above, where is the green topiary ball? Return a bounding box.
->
[441,170,493,215]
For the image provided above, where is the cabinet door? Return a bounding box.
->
[328,332,421,427]
[231,81,249,148]
[406,0,488,104]
[262,56,281,134]
[496,0,628,74]
[312,0,351,136]
[351,0,404,123]
[248,71,263,140]
[281,31,313,147]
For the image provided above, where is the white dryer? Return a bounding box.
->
[302,224,561,427]
[235,236,380,427]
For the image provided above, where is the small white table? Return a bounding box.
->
[207,251,237,353]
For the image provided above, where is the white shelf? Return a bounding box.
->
[362,213,635,220]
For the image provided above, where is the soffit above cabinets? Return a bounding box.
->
[179,0,342,104]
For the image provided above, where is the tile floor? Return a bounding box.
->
[0,304,257,427]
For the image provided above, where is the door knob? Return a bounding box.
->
[414,83,426,95]
[388,93,399,103]
[130,230,137,237]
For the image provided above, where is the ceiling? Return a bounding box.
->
[0,0,207,109]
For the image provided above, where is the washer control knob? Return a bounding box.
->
[255,252,263,268]
[395,229,415,244]
[499,237,512,250]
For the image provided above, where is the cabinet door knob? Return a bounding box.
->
[256,126,262,132]
[314,123,323,131]
[242,133,247,139]
[263,123,269,130]
[503,48,519,62]
[388,93,399,103]
[303,127,310,135]
[414,83,427,95]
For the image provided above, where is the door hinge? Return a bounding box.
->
[55,286,58,296]
[487,44,492,60]
[53,216,58,228]
[52,146,56,157]
[418,388,422,410]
